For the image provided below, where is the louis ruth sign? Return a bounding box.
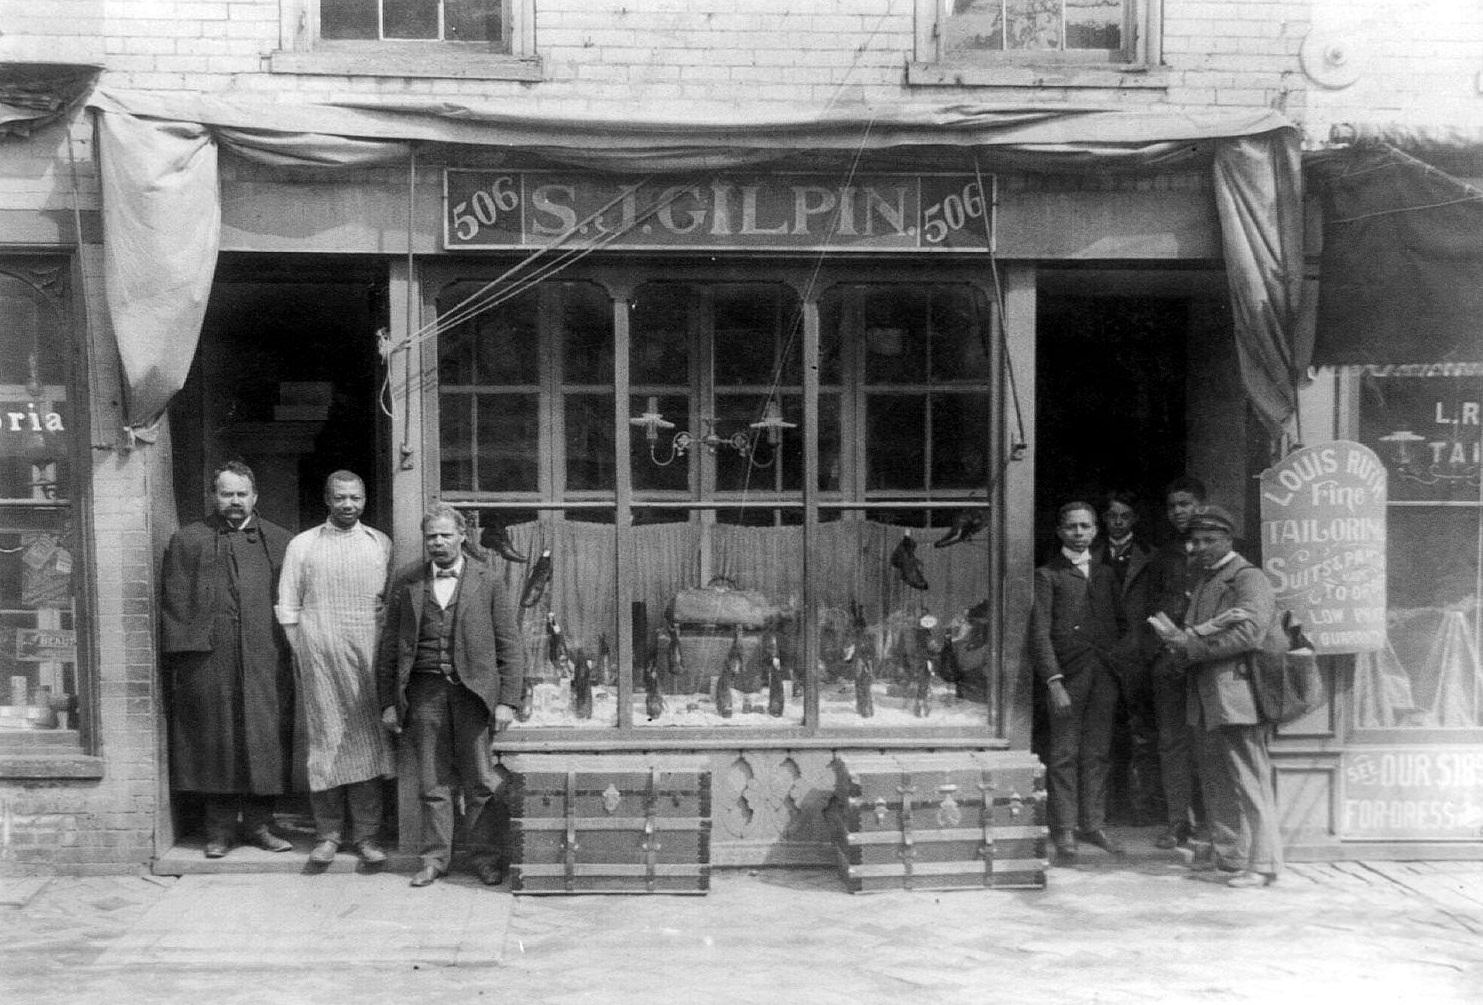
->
[1259,441,1386,655]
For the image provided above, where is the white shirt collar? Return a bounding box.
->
[1062,546,1091,566]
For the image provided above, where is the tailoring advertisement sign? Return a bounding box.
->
[444,170,994,252]
[1260,441,1386,654]
[1342,748,1483,840]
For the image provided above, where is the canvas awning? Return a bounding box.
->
[84,89,1306,435]
[1310,128,1483,366]
[0,62,99,138]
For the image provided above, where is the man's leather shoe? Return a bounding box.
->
[1155,822,1194,850]
[354,841,387,866]
[1190,867,1242,883]
[1051,829,1077,859]
[474,860,506,886]
[248,826,293,853]
[1076,828,1125,855]
[308,840,338,866]
[410,866,444,888]
[204,841,229,859]
[1226,870,1277,889]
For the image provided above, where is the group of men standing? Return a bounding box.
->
[1030,477,1283,889]
[159,462,526,889]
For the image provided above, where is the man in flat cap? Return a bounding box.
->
[1161,505,1282,888]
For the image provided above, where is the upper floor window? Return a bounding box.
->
[272,0,539,79]
[909,0,1165,87]
[321,0,506,45]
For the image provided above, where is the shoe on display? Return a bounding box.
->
[473,860,506,886]
[308,840,338,866]
[1051,829,1078,860]
[203,841,229,859]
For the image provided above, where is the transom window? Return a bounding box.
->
[321,0,504,44]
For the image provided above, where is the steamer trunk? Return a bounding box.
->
[830,751,1048,893]
[504,753,712,894]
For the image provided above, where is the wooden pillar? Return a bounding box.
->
[1000,263,1037,751]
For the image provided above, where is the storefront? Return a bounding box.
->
[82,90,1414,871]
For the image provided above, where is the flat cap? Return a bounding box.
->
[1186,504,1237,535]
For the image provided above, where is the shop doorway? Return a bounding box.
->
[1033,289,1191,827]
[161,253,391,863]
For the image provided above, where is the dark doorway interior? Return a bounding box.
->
[170,255,389,532]
[164,254,390,859]
[1033,292,1190,827]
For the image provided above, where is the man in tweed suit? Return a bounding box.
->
[378,502,527,888]
[276,471,394,868]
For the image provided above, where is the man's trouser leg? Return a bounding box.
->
[309,787,347,846]
[407,675,456,872]
[447,683,500,863]
[1193,720,1243,869]
[346,778,385,846]
[1076,665,1119,832]
[1219,723,1283,875]
[1152,655,1197,829]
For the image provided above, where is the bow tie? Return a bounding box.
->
[434,568,459,579]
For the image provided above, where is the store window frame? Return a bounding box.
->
[0,255,101,777]
[421,257,1009,746]
[907,0,1168,89]
[271,0,541,80]
[1348,365,1483,747]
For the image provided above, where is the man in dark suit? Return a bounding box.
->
[1096,490,1161,827]
[160,460,297,859]
[1146,475,1207,849]
[1031,501,1125,860]
[378,502,527,888]
[1163,504,1282,888]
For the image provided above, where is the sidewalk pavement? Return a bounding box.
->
[3,833,1482,1005]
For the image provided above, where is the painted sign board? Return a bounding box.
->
[1342,747,1483,841]
[1356,364,1482,504]
[1260,441,1386,654]
[15,627,76,663]
[444,170,994,252]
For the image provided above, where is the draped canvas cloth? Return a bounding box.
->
[85,89,1304,434]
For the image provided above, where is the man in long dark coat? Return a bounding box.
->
[161,460,297,858]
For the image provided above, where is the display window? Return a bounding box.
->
[433,265,1001,736]
[0,263,85,744]
[1354,365,1483,733]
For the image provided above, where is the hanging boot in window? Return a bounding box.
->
[890,531,929,590]
[643,660,665,721]
[571,652,593,720]
[520,548,553,608]
[480,521,528,563]
[933,507,989,549]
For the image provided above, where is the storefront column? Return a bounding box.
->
[1001,262,1036,749]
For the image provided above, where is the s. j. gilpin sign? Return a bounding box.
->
[444,170,995,252]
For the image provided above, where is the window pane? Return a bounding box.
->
[476,393,538,491]
[1065,0,1123,50]
[437,283,539,386]
[931,393,991,489]
[440,391,474,490]
[714,394,802,493]
[866,395,926,490]
[863,287,927,384]
[565,393,615,491]
[820,391,842,492]
[713,284,801,387]
[383,0,439,39]
[1355,507,1481,730]
[631,284,689,386]
[1006,0,1061,50]
[943,0,1005,54]
[320,0,379,40]
[446,0,497,42]
[560,283,614,385]
[630,393,691,493]
[929,286,992,382]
